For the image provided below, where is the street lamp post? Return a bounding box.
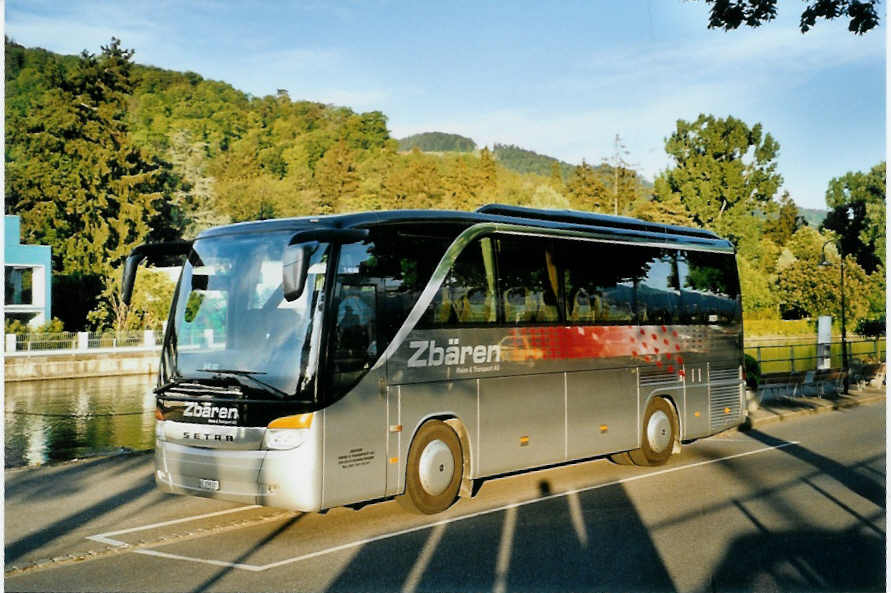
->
[820,240,848,394]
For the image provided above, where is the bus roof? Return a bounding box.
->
[197,204,732,250]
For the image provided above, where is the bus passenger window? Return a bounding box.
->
[498,237,561,324]
[560,240,638,324]
[678,251,741,324]
[638,250,680,324]
[424,237,496,326]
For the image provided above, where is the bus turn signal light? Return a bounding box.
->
[155,407,164,421]
[268,413,314,429]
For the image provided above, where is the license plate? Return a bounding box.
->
[199,478,220,491]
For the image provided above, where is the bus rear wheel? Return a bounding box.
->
[628,397,677,466]
[403,420,463,514]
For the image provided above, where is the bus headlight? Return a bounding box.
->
[263,413,313,451]
[263,429,308,450]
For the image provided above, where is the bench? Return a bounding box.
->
[800,369,848,398]
[849,360,885,390]
[758,372,804,401]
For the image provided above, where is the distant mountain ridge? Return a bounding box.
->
[398,132,476,152]
[492,143,575,180]
[396,133,655,189]
[799,207,828,227]
[397,133,578,180]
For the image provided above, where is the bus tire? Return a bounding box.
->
[403,420,462,514]
[629,397,677,466]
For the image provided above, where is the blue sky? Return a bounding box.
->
[6,0,886,210]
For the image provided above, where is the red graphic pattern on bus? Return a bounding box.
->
[502,325,695,379]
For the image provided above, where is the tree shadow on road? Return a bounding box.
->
[698,430,886,592]
[743,429,884,509]
[324,481,675,592]
[709,500,884,592]
[188,514,303,593]
[5,473,156,564]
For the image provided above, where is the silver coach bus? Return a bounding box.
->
[123,204,745,514]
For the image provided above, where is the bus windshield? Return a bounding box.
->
[162,232,329,400]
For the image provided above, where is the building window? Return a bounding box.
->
[5,266,34,305]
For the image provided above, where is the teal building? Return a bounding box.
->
[5,215,52,327]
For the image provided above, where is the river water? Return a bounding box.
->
[4,375,157,467]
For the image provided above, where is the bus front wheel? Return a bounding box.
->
[402,420,463,514]
[628,397,678,466]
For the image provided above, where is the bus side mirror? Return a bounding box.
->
[121,240,193,306]
[121,252,144,307]
[283,244,310,302]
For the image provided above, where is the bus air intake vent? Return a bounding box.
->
[639,368,681,386]
[710,382,742,431]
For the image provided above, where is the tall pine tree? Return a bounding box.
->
[7,38,178,277]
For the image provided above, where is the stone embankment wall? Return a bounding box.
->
[5,351,159,382]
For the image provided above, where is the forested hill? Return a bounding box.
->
[398,132,476,152]
[5,39,885,337]
[6,35,648,328]
[492,144,574,180]
[799,207,828,227]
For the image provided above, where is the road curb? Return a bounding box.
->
[743,392,885,430]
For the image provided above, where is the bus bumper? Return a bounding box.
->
[154,439,323,512]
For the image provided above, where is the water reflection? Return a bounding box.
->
[5,375,156,467]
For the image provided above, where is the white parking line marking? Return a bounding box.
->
[86,505,261,546]
[92,442,798,571]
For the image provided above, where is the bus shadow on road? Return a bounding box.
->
[324,481,675,593]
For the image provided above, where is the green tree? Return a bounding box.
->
[6,38,180,277]
[821,161,885,272]
[314,140,359,214]
[442,155,479,211]
[774,227,877,325]
[566,160,608,212]
[549,161,565,190]
[763,191,806,245]
[601,134,640,215]
[655,114,782,247]
[478,146,497,191]
[382,148,442,210]
[633,193,695,226]
[702,0,880,34]
[88,267,176,330]
[529,184,571,209]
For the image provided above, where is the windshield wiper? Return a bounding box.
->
[195,369,289,398]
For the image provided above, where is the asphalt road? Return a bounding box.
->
[6,400,885,592]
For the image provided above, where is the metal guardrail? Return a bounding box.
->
[745,338,886,374]
[4,330,164,354]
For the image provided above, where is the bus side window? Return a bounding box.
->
[678,250,741,324]
[498,237,561,325]
[420,238,496,327]
[638,250,680,324]
[560,240,636,324]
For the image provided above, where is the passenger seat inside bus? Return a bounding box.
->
[457,288,494,323]
[504,287,535,323]
[569,288,595,322]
